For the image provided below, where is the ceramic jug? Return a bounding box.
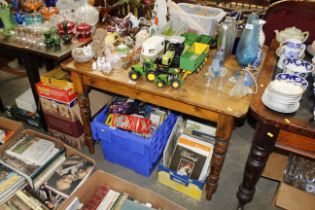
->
[275,27,309,43]
[277,38,306,69]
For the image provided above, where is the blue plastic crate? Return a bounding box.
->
[91,105,178,176]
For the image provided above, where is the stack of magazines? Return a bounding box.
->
[0,164,26,204]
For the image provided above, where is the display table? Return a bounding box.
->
[0,34,89,119]
[236,40,315,208]
[61,46,268,200]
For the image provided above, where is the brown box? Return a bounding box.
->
[40,97,82,123]
[48,128,85,150]
[0,117,24,145]
[40,68,73,90]
[44,112,83,138]
[59,170,186,210]
[262,152,315,210]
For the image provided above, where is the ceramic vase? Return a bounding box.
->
[258,19,266,47]
[0,5,15,36]
[236,13,260,67]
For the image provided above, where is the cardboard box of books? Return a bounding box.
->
[59,170,186,210]
[262,152,315,210]
[0,129,95,209]
[36,82,77,103]
[40,68,74,90]
[158,117,216,201]
[0,117,24,146]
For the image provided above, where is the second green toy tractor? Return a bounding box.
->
[154,68,182,89]
[129,60,157,81]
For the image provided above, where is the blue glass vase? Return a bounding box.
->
[236,13,260,67]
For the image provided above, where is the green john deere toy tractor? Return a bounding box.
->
[155,68,182,89]
[128,60,157,81]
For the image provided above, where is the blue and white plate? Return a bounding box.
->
[283,58,314,78]
[275,73,308,90]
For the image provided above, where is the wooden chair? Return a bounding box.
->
[263,0,315,46]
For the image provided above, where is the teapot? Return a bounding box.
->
[275,27,309,43]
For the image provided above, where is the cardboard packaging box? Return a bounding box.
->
[0,117,24,145]
[40,97,82,123]
[59,170,186,210]
[40,68,73,90]
[262,152,315,210]
[44,112,83,138]
[48,128,85,150]
[36,82,77,103]
[15,88,37,113]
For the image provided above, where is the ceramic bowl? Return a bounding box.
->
[282,58,314,78]
[273,73,308,93]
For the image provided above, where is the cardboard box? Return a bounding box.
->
[44,112,83,138]
[36,82,77,103]
[40,97,82,123]
[0,117,24,145]
[0,129,95,205]
[59,170,186,210]
[15,88,37,113]
[48,128,85,150]
[40,68,73,90]
[262,152,315,210]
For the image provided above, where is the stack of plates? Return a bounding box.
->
[262,73,308,113]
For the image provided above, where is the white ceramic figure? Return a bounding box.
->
[275,27,309,43]
[152,0,168,31]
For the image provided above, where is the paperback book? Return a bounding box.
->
[45,155,94,198]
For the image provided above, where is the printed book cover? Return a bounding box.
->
[45,156,93,198]
[169,145,207,180]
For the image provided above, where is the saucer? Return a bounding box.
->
[306,44,315,56]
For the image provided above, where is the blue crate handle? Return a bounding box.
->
[170,173,189,186]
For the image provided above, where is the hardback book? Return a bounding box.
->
[45,155,94,198]
[6,134,56,166]
[1,195,33,210]
[96,189,120,210]
[82,185,110,210]
[169,133,214,180]
[0,142,64,189]
[15,189,49,210]
[65,197,82,210]
[119,199,155,210]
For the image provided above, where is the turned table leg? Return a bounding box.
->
[71,72,95,154]
[237,122,279,209]
[206,114,234,200]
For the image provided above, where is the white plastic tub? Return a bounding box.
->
[169,3,226,36]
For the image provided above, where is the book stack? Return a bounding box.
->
[0,164,26,204]
[36,68,85,150]
[80,185,157,210]
[0,134,65,190]
[169,133,214,181]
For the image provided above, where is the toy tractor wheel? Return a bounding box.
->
[129,71,140,81]
[146,70,156,82]
[156,80,165,88]
[171,79,180,89]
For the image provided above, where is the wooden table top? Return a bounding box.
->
[250,40,315,159]
[0,34,89,61]
[62,47,268,119]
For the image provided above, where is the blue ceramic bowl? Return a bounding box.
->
[275,73,308,91]
[283,58,314,78]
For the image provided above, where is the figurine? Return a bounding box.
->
[91,28,107,57]
[52,35,61,50]
[44,31,54,48]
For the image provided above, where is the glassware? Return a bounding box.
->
[218,17,237,60]
[236,13,260,67]
[74,3,99,26]
[0,4,15,36]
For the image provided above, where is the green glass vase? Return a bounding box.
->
[0,5,15,36]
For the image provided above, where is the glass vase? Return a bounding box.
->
[0,5,15,36]
[236,13,260,67]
